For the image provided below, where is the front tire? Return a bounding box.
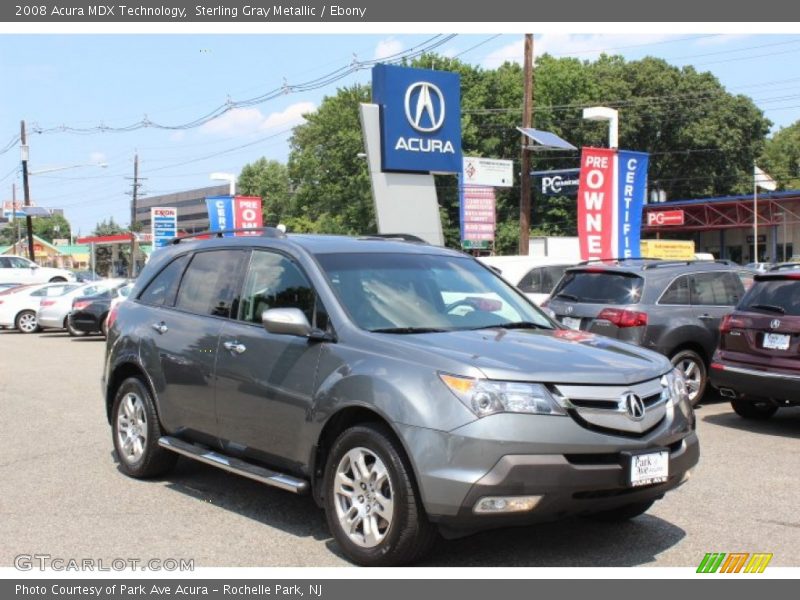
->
[15,310,39,334]
[731,398,777,420]
[671,349,707,406]
[111,377,177,478]
[588,499,655,522]
[323,423,436,566]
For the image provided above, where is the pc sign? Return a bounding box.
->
[372,64,462,173]
[577,148,649,261]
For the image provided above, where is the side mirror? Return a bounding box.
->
[262,308,312,337]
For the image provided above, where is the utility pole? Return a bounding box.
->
[127,153,142,278]
[519,33,534,256]
[12,183,20,250]
[20,120,35,262]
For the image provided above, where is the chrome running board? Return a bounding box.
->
[158,436,308,494]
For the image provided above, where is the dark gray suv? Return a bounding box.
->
[103,231,698,566]
[546,260,754,405]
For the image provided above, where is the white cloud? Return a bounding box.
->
[200,102,316,136]
[482,34,680,68]
[374,38,404,61]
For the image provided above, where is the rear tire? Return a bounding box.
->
[731,398,777,420]
[66,317,87,337]
[323,423,437,566]
[588,499,655,522]
[15,310,39,334]
[111,377,177,478]
[670,349,707,406]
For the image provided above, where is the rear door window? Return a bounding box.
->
[690,272,741,306]
[551,270,644,304]
[175,250,248,318]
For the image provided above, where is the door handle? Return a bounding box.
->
[698,314,715,320]
[223,341,247,354]
[151,322,168,334]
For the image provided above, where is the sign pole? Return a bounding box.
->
[519,33,533,255]
[753,162,758,263]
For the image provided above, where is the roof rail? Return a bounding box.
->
[769,262,800,271]
[357,233,428,243]
[577,257,661,266]
[171,227,286,244]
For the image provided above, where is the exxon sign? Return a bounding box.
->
[372,64,462,174]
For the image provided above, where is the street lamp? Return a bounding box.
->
[29,162,108,176]
[582,106,619,149]
[210,172,236,196]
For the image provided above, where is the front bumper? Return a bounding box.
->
[710,360,800,403]
[396,409,698,527]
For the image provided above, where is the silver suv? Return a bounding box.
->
[103,230,698,566]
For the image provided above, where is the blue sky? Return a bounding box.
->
[1,33,799,235]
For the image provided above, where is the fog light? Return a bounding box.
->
[473,495,543,514]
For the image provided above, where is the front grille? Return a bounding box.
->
[555,379,668,437]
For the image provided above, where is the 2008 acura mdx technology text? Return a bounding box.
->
[102,229,699,566]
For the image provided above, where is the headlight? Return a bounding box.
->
[439,373,566,417]
[661,368,689,406]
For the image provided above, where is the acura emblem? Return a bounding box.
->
[404,82,445,133]
[622,392,646,421]
[566,306,574,314]
[770,319,781,330]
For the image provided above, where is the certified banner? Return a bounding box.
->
[616,150,649,258]
[205,195,235,236]
[577,148,615,261]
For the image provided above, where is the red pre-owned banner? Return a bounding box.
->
[233,196,263,236]
[577,148,616,261]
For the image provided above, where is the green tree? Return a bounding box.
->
[92,217,126,236]
[32,213,71,243]
[760,120,800,190]
[237,158,291,225]
[287,84,373,234]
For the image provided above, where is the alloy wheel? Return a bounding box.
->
[676,357,702,403]
[333,447,394,548]
[17,312,37,333]
[116,392,148,464]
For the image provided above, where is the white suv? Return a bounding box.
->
[0,256,76,285]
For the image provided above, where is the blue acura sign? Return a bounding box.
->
[372,64,462,173]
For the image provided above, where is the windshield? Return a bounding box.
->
[316,252,554,332]
[550,270,644,304]
[740,278,800,316]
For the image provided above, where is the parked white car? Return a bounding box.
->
[478,255,575,305]
[0,282,82,333]
[0,256,76,285]
[37,278,128,334]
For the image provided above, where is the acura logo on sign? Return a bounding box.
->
[622,392,646,421]
[404,82,445,132]
[771,319,781,330]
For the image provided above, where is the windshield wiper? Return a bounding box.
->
[553,292,579,302]
[474,321,550,330]
[745,303,786,314]
[370,327,449,334]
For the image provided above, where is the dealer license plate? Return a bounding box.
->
[763,333,790,350]
[561,316,582,330]
[629,450,669,487]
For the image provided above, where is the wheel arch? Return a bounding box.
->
[309,405,422,509]
[105,361,160,425]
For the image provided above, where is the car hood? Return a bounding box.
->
[379,328,670,385]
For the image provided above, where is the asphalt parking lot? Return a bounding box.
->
[1,329,798,568]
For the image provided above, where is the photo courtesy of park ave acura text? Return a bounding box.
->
[0,16,799,575]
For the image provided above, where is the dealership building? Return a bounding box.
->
[642,190,800,263]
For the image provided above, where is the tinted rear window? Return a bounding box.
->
[551,270,644,304]
[740,278,800,316]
